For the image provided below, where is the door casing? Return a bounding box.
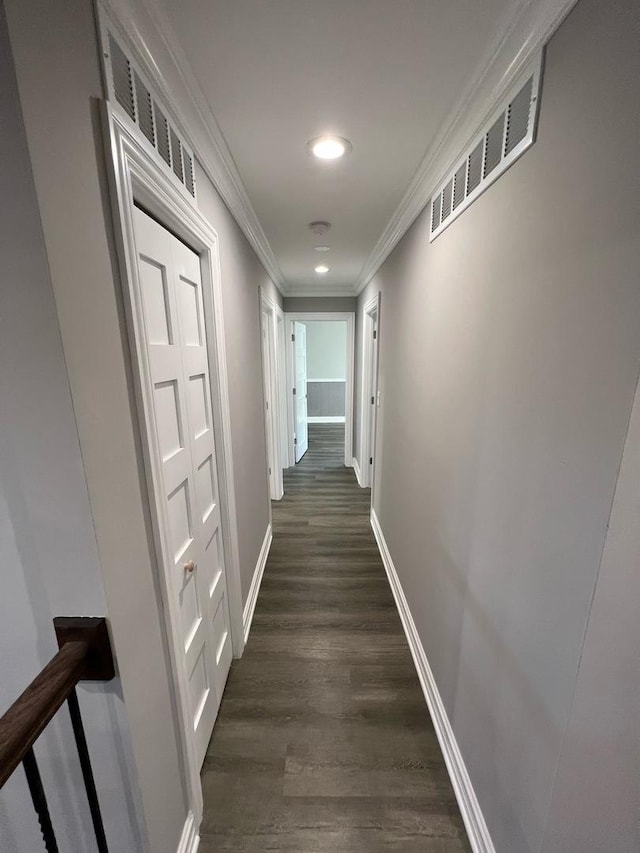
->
[360,294,381,490]
[260,290,284,500]
[103,104,244,826]
[284,312,355,467]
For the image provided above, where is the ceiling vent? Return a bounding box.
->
[429,53,543,241]
[308,221,331,236]
[105,32,196,200]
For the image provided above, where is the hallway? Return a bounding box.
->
[199,425,470,852]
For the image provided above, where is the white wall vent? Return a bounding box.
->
[104,31,196,200]
[429,54,543,241]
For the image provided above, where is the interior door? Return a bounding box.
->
[133,206,232,768]
[368,313,379,480]
[293,321,308,462]
[261,307,275,492]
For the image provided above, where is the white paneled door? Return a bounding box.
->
[133,206,232,768]
[293,321,308,462]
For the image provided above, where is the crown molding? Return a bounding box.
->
[100,0,578,300]
[354,0,579,294]
[280,284,358,298]
[98,0,285,293]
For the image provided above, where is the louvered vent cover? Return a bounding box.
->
[484,113,505,178]
[135,73,154,146]
[505,76,533,155]
[105,31,196,199]
[453,163,466,210]
[154,103,171,167]
[109,35,134,121]
[429,55,542,241]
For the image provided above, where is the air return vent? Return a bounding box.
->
[109,35,134,121]
[429,54,542,241]
[104,31,196,199]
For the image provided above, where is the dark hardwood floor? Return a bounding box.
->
[199,424,471,852]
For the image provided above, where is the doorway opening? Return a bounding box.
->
[283,312,355,469]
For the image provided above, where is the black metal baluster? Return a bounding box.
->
[67,689,109,853]
[22,747,59,853]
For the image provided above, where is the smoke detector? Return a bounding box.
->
[308,221,331,236]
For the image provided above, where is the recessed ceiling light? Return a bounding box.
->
[308,136,352,160]
[315,265,330,274]
[314,245,330,252]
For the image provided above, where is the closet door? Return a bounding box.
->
[133,206,232,767]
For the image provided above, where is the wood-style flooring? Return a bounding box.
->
[199,424,470,852]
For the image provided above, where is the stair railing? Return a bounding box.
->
[0,617,115,852]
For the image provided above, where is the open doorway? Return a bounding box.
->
[284,312,355,469]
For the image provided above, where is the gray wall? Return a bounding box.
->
[305,321,347,379]
[284,296,356,312]
[307,382,346,418]
[4,1,190,850]
[357,0,640,850]
[4,2,282,848]
[0,3,143,849]
[195,161,280,603]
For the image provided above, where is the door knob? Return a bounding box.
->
[184,560,196,573]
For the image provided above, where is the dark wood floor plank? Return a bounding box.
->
[200,424,471,851]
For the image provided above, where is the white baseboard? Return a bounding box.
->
[307,415,346,424]
[352,456,364,487]
[243,523,272,643]
[176,811,199,853]
[370,509,495,853]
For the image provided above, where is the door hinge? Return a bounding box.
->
[294,437,297,445]
[293,387,296,395]
[266,400,269,410]
[373,329,377,340]
[291,333,295,342]
[268,467,271,475]
[371,396,375,405]
[369,457,373,465]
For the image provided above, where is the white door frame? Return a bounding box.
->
[359,294,381,489]
[275,306,289,470]
[103,104,244,826]
[284,312,355,467]
[260,290,284,500]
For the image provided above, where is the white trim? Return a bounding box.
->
[99,0,576,299]
[176,812,199,853]
[355,0,578,293]
[307,378,347,383]
[102,103,247,825]
[243,524,273,643]
[370,509,496,853]
[260,290,284,501]
[359,294,380,490]
[307,416,345,424]
[429,54,543,242]
[98,1,285,292]
[285,313,355,467]
[275,306,290,470]
[352,456,364,487]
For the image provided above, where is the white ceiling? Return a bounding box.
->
[155,0,515,295]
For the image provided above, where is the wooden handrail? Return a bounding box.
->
[0,617,114,790]
[0,618,114,852]
[0,641,88,788]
